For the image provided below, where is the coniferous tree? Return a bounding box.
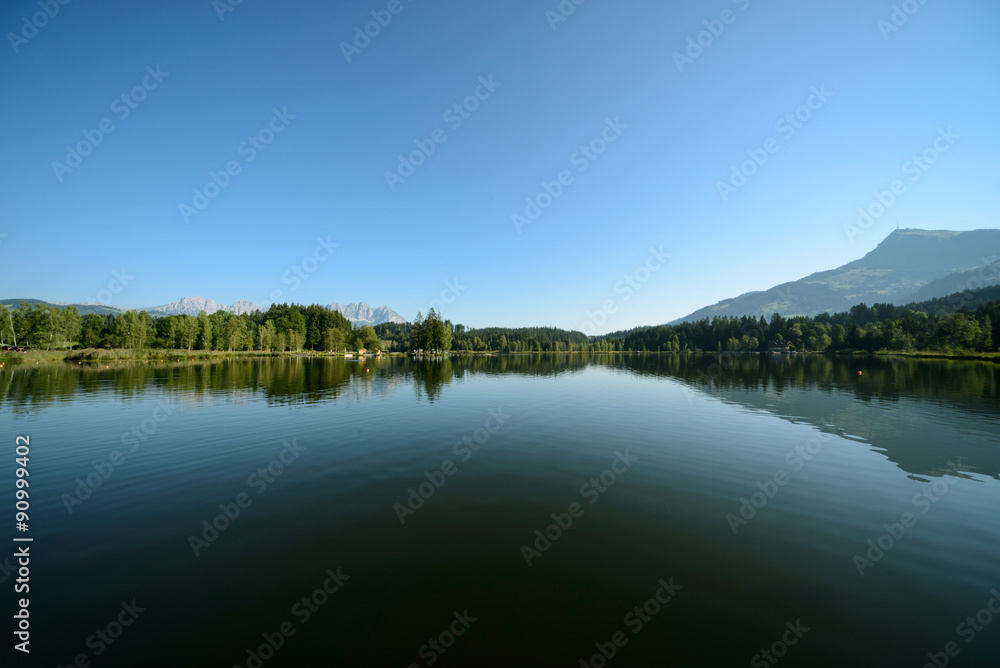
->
[412,312,425,351]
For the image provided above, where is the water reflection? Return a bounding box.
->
[623,353,1000,481]
[3,353,998,479]
[0,354,596,409]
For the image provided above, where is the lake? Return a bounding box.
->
[2,353,998,666]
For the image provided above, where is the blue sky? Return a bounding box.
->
[1,0,998,333]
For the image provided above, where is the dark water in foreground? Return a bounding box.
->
[1,354,998,667]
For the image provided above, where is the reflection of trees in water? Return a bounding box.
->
[2,353,997,415]
[0,358,367,412]
[0,354,599,411]
[615,353,999,408]
[3,353,997,479]
[619,353,1000,480]
[411,357,451,403]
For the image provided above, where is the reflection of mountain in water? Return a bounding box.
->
[617,353,1000,481]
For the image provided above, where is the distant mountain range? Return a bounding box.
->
[139,296,260,316]
[328,302,406,325]
[671,229,1000,323]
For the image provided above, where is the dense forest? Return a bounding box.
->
[373,322,613,353]
[620,285,1000,354]
[0,302,364,353]
[2,284,999,355]
[0,301,462,354]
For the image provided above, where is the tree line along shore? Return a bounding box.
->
[2,285,999,361]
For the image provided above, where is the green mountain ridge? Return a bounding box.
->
[670,229,1000,324]
[0,299,125,317]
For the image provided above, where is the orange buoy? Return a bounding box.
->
[858,371,862,375]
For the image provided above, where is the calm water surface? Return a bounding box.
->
[1,354,998,666]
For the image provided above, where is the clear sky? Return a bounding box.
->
[1,0,998,333]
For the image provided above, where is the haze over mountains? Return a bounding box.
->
[671,229,1000,324]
